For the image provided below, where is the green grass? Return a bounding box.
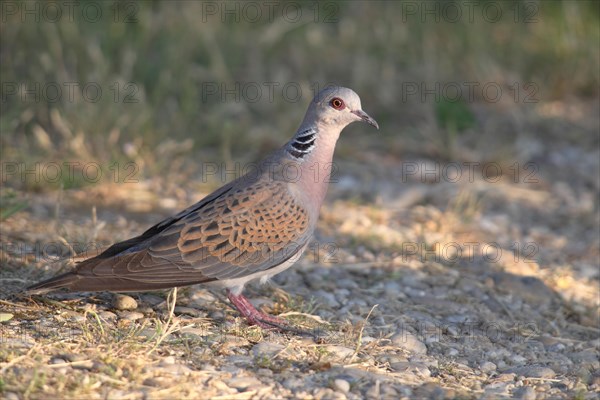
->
[0,188,28,219]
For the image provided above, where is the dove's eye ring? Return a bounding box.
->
[330,98,344,110]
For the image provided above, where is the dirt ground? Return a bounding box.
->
[1,100,599,399]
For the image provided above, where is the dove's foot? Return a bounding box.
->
[226,289,298,332]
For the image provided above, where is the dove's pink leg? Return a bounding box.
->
[226,290,289,330]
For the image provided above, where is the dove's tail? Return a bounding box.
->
[26,272,81,294]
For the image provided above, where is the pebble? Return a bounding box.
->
[142,378,161,387]
[390,361,431,378]
[174,306,204,317]
[324,345,355,360]
[410,356,438,368]
[390,331,427,355]
[570,351,599,368]
[64,312,86,323]
[335,288,350,299]
[162,364,192,376]
[60,353,86,362]
[120,311,144,321]
[483,382,513,398]
[283,377,304,390]
[226,376,262,390]
[3,393,19,400]
[112,294,138,310]
[49,357,69,373]
[190,289,217,304]
[514,386,537,400]
[447,348,459,356]
[0,313,14,322]
[136,328,157,339]
[333,378,350,393]
[510,354,527,365]
[365,384,380,399]
[180,327,209,338]
[98,311,117,321]
[211,379,235,393]
[508,366,556,379]
[480,361,497,373]
[313,290,341,308]
[313,388,338,400]
[383,281,402,297]
[252,342,284,358]
[160,356,176,365]
[139,294,164,306]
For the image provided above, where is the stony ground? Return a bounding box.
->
[1,103,599,399]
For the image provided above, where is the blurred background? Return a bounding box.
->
[2,0,598,187]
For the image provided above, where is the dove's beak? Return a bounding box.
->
[352,109,379,130]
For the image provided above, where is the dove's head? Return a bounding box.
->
[309,86,379,130]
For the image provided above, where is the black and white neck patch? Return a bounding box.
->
[288,128,317,159]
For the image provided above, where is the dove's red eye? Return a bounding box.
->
[330,98,344,110]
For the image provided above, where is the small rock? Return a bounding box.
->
[120,311,144,321]
[98,311,117,321]
[313,290,340,308]
[383,281,402,297]
[210,311,224,320]
[3,393,19,400]
[0,313,14,322]
[139,294,164,306]
[64,311,86,323]
[480,361,497,373]
[180,327,209,338]
[510,354,527,365]
[333,378,350,393]
[60,353,85,362]
[381,385,399,398]
[314,387,337,400]
[49,357,69,373]
[252,342,284,358]
[514,386,536,400]
[211,380,235,393]
[390,331,427,355]
[160,356,176,366]
[113,294,138,310]
[137,328,156,339]
[256,368,273,377]
[162,364,192,376]
[174,306,203,317]
[283,377,304,390]
[508,366,556,379]
[495,373,516,382]
[366,384,380,399]
[335,288,350,302]
[410,356,438,368]
[390,361,431,378]
[225,355,252,366]
[446,314,470,323]
[570,351,599,368]
[483,382,513,398]
[324,345,355,360]
[143,378,161,387]
[227,376,262,390]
